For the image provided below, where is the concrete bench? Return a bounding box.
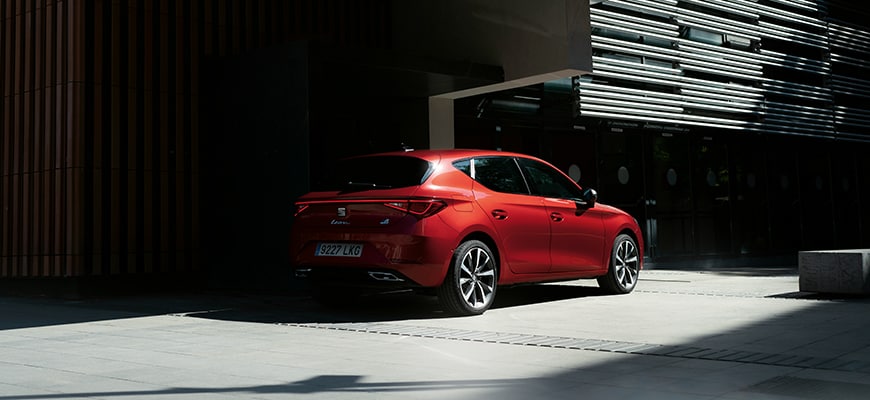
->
[799,249,870,294]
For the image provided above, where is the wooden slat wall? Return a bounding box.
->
[1,0,84,278]
[1,0,390,279]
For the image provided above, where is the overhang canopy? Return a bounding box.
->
[392,0,593,148]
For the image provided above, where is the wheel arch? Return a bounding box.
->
[458,231,502,280]
[615,227,644,269]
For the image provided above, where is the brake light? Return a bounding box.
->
[294,203,310,217]
[384,200,447,218]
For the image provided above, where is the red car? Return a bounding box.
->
[290,149,643,315]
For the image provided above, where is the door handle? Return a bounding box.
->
[491,209,508,220]
[550,212,564,222]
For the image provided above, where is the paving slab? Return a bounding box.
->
[2,269,870,399]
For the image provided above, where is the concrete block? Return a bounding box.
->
[799,250,870,294]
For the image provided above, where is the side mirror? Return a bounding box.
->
[575,188,598,209]
[583,189,598,206]
[584,188,598,205]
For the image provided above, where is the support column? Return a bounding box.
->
[428,96,455,150]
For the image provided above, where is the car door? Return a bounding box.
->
[517,158,607,272]
[470,157,552,274]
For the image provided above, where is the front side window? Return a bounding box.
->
[517,158,584,200]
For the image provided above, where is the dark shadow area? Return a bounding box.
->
[0,375,532,400]
[0,283,605,330]
[698,267,798,277]
[646,254,799,277]
[768,291,870,302]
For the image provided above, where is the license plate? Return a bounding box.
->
[315,243,363,257]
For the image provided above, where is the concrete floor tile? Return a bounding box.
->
[3,270,870,400]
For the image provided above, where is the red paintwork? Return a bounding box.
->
[290,149,644,288]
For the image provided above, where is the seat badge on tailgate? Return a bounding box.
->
[337,207,347,217]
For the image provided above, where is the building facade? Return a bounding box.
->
[2,0,869,292]
[455,0,870,259]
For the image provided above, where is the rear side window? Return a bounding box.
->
[461,157,530,195]
[317,155,432,191]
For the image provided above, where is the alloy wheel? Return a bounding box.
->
[458,247,497,310]
[614,238,639,290]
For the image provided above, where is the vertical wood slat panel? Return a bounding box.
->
[39,0,49,277]
[91,0,104,274]
[2,0,394,281]
[218,0,226,57]
[23,3,33,277]
[56,0,69,276]
[111,1,123,275]
[69,0,85,277]
[231,0,240,54]
[2,0,95,278]
[1,1,8,276]
[189,0,201,269]
[12,2,22,276]
[127,2,139,273]
[159,0,170,272]
[35,2,48,276]
[175,2,187,266]
[50,0,62,277]
[40,0,50,277]
[5,0,13,273]
[150,1,162,272]
[142,2,154,273]
[29,1,38,275]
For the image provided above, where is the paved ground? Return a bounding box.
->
[2,267,870,399]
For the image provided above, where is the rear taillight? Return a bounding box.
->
[294,203,310,217]
[384,200,447,218]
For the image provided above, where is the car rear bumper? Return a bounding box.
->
[291,232,455,288]
[293,267,423,290]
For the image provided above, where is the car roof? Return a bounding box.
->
[358,148,539,163]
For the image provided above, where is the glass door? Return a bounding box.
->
[692,135,732,255]
[646,133,693,257]
[596,130,649,255]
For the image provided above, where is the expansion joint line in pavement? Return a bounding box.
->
[634,289,768,298]
[282,322,870,374]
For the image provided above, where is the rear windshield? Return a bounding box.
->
[315,155,433,191]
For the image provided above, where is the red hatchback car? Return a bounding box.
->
[290,149,643,315]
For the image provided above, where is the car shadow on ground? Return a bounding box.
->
[182,283,609,325]
[0,283,608,331]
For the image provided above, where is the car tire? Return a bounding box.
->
[437,240,498,316]
[597,234,640,294]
